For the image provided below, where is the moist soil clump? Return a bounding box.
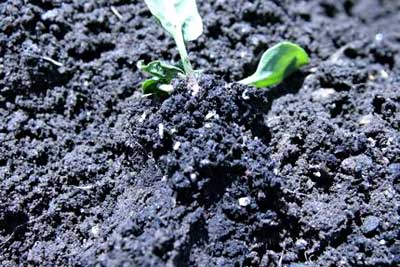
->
[1,0,400,266]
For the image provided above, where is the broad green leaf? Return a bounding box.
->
[137,60,184,79]
[175,0,203,41]
[239,42,310,88]
[144,0,203,41]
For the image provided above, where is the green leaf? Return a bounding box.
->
[137,60,184,80]
[239,41,310,88]
[175,0,203,41]
[142,78,174,95]
[143,0,203,42]
[137,60,183,94]
[141,77,161,94]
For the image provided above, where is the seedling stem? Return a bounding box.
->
[173,28,193,74]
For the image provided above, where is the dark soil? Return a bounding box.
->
[1,0,399,266]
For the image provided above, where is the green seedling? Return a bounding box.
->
[137,0,202,94]
[138,0,309,94]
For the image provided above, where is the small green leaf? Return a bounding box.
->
[137,60,184,80]
[143,0,203,42]
[142,78,174,95]
[138,60,184,94]
[141,78,161,94]
[239,41,310,88]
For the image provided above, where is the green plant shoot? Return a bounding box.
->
[143,0,203,74]
[138,1,310,95]
[239,42,310,88]
[138,0,203,94]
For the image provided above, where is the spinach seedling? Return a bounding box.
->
[138,0,309,94]
[137,0,203,94]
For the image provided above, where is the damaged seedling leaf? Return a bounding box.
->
[239,42,310,88]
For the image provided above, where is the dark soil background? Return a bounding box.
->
[1,0,399,266]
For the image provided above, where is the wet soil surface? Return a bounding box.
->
[1,0,400,266]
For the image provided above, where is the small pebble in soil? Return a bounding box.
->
[190,173,197,182]
[311,88,336,101]
[91,225,100,237]
[380,69,389,79]
[361,215,380,235]
[205,110,217,120]
[358,114,374,125]
[340,155,372,174]
[173,141,181,151]
[158,123,164,139]
[238,197,251,207]
[295,239,308,250]
[375,33,384,42]
[41,9,59,21]
[139,112,147,123]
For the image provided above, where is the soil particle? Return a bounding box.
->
[361,216,380,236]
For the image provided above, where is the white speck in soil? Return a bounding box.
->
[238,197,251,207]
[295,239,308,250]
[173,142,181,151]
[367,137,376,147]
[239,51,248,58]
[200,159,210,165]
[110,6,123,20]
[358,114,374,125]
[139,112,147,123]
[380,69,389,79]
[242,89,250,100]
[205,110,217,120]
[41,9,59,20]
[189,77,201,96]
[158,123,164,139]
[369,73,376,81]
[223,83,232,91]
[311,88,336,101]
[91,225,100,237]
[375,33,384,42]
[314,171,321,177]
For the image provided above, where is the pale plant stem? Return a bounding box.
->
[173,28,193,75]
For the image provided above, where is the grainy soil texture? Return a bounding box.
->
[1,0,400,266]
